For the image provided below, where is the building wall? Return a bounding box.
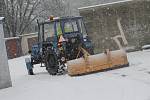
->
[5,37,22,59]
[21,33,38,55]
[79,0,150,53]
[69,0,121,16]
[4,33,38,59]
[0,17,12,89]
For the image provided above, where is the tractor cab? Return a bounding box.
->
[38,16,89,49]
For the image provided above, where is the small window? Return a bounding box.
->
[44,23,54,41]
[64,21,78,33]
[56,22,63,36]
[78,19,87,35]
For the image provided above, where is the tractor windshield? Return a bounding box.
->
[56,22,63,36]
[43,22,63,41]
[43,22,55,41]
[64,20,78,33]
[39,17,87,41]
[63,18,87,36]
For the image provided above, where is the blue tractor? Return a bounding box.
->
[25,16,94,75]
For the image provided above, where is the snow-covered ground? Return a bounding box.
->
[0,50,150,100]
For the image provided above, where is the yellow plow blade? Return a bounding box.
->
[67,49,129,76]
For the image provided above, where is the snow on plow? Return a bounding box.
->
[67,49,129,76]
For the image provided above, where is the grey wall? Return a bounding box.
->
[79,0,150,53]
[0,17,12,89]
[69,0,122,15]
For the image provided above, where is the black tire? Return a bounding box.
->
[46,53,59,75]
[89,49,94,55]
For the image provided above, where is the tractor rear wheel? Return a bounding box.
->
[46,53,59,75]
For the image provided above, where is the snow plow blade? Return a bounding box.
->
[67,49,129,76]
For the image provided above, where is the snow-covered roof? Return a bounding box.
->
[18,32,38,37]
[0,17,4,23]
[0,17,4,21]
[4,37,20,40]
[78,0,133,10]
[142,45,150,50]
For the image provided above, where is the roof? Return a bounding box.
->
[0,17,4,20]
[18,32,38,37]
[4,37,20,40]
[78,0,133,10]
[0,17,4,23]
[39,16,83,25]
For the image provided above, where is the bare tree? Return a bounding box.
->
[40,0,71,19]
[4,0,42,37]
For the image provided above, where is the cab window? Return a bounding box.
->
[64,20,78,33]
[44,22,54,41]
[56,22,63,36]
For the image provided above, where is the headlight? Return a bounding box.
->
[84,38,87,41]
